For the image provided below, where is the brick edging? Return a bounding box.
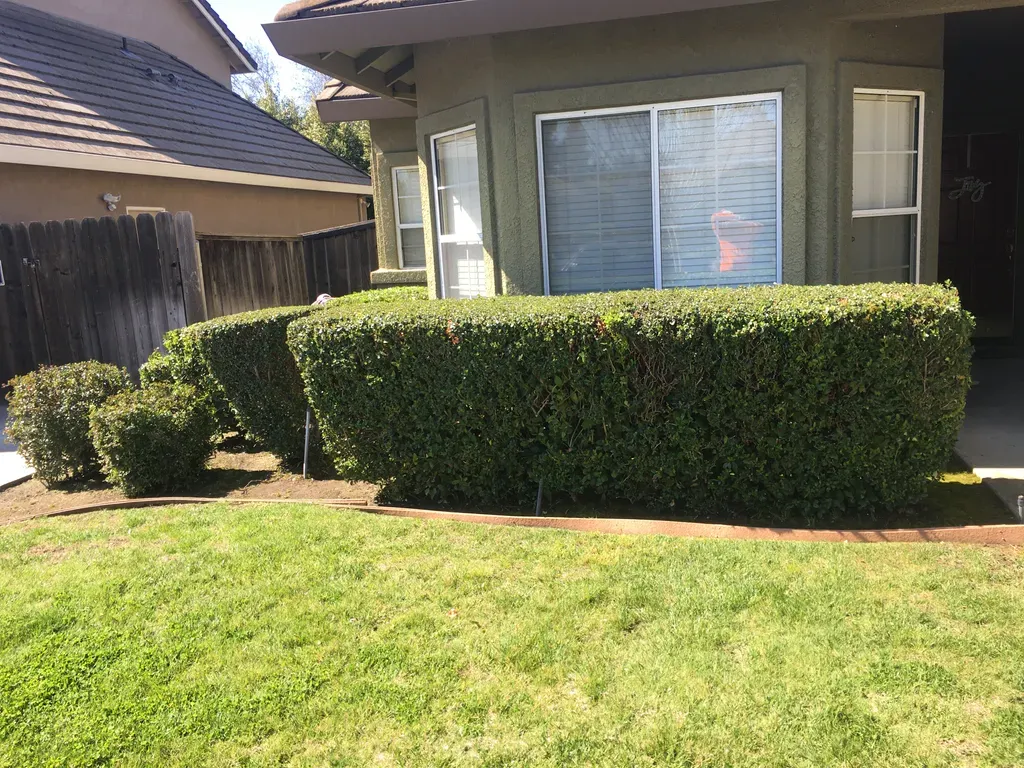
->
[6,496,1023,545]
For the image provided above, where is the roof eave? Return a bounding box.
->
[190,0,257,73]
[265,0,776,54]
[318,95,418,121]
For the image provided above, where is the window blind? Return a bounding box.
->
[538,95,781,295]
[658,100,779,288]
[541,112,655,295]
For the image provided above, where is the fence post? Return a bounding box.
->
[173,212,207,324]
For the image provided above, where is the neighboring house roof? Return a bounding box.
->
[275,0,460,21]
[190,0,258,74]
[0,1,371,193]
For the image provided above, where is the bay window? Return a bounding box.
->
[850,89,923,283]
[431,125,485,298]
[537,93,782,295]
[392,166,426,269]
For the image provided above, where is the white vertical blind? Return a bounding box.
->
[433,127,485,298]
[658,99,779,287]
[538,93,781,295]
[541,113,654,294]
[851,91,921,283]
[393,166,426,269]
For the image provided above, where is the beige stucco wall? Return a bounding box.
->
[368,0,1024,298]
[0,164,365,237]
[19,0,235,85]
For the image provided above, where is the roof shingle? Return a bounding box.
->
[0,1,370,187]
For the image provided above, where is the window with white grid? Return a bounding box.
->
[392,166,425,269]
[850,90,923,283]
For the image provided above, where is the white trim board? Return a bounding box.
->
[189,0,257,74]
[0,144,372,195]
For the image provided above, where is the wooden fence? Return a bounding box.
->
[0,214,378,384]
[303,220,378,300]
[0,212,203,384]
[197,235,308,319]
[196,221,379,319]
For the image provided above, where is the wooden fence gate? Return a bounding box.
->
[0,212,203,385]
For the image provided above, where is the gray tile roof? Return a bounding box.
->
[0,1,370,187]
[275,0,461,22]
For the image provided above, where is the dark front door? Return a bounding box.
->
[939,133,1019,338]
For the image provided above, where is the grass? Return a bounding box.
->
[2,504,1023,767]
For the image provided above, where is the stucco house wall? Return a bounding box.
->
[368,118,427,286]
[16,0,238,85]
[367,0,978,298]
[0,164,366,237]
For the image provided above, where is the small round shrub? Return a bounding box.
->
[5,362,130,486]
[89,383,217,497]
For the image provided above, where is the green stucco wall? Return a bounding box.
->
[368,0,1016,298]
[368,117,427,286]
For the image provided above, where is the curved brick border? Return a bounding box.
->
[6,496,1023,545]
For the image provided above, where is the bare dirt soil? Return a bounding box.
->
[0,449,377,525]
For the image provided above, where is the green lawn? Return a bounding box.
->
[2,505,1023,767]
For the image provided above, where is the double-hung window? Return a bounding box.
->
[537,93,782,295]
[393,166,426,269]
[851,89,923,283]
[431,125,486,298]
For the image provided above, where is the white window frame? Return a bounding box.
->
[0,259,5,287]
[851,88,925,284]
[126,206,166,216]
[392,165,425,270]
[536,92,783,296]
[430,124,482,299]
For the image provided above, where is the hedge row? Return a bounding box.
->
[189,306,318,468]
[184,288,427,469]
[287,284,972,523]
[139,328,237,434]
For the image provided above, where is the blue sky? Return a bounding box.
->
[209,0,308,96]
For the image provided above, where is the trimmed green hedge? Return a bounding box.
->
[288,285,973,523]
[90,383,217,497]
[140,328,238,435]
[5,362,130,486]
[326,286,428,307]
[190,305,317,467]
[187,288,430,469]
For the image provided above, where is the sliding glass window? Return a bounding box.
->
[537,93,782,295]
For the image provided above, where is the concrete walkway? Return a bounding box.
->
[956,356,1024,518]
[0,404,33,490]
